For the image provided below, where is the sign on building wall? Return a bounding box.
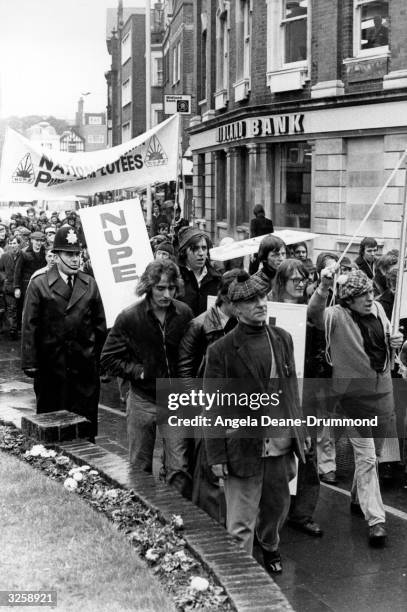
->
[164,94,191,115]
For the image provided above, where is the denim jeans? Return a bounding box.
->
[126,388,157,472]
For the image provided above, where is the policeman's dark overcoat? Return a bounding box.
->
[21,265,107,435]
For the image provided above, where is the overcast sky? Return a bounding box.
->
[0,0,144,121]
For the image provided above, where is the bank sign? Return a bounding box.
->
[216,113,305,143]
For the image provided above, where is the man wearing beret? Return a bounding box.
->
[204,271,307,574]
[308,267,403,547]
[13,231,46,305]
[21,226,106,440]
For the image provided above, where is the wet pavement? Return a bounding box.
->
[1,336,407,611]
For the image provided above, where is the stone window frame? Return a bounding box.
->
[266,0,311,94]
[215,0,230,109]
[233,0,253,102]
[353,0,390,59]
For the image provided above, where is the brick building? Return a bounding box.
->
[105,3,164,146]
[188,0,407,255]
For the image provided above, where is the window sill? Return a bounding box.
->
[267,65,308,94]
[233,78,250,102]
[214,89,228,110]
[343,50,390,65]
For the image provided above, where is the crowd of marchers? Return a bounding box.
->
[1,202,407,576]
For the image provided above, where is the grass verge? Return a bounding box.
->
[0,451,175,612]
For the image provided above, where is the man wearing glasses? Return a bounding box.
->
[101,260,193,494]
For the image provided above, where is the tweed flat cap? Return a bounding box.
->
[338,269,373,299]
[228,271,268,302]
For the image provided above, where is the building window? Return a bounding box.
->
[163,50,169,83]
[281,0,308,65]
[200,29,207,101]
[122,122,131,142]
[274,142,311,229]
[87,135,105,144]
[355,0,389,55]
[172,41,181,84]
[216,151,227,222]
[87,115,102,125]
[217,7,229,91]
[152,55,163,86]
[236,0,252,81]
[236,147,249,226]
[122,78,131,107]
[151,104,163,126]
[121,31,131,64]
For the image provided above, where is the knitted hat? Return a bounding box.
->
[228,271,268,302]
[155,242,174,256]
[338,269,373,300]
[178,227,207,251]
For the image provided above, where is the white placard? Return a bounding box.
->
[210,230,318,262]
[80,199,153,327]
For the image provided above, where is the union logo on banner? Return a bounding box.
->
[12,153,35,183]
[144,135,168,167]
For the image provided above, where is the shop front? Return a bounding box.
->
[189,97,407,256]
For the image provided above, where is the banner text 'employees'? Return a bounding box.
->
[34,153,144,188]
[101,209,139,283]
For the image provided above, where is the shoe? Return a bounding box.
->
[319,471,338,485]
[368,523,387,547]
[379,462,396,482]
[288,519,323,537]
[350,502,364,518]
[263,549,283,574]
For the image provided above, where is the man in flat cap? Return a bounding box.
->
[203,271,307,574]
[308,267,403,547]
[13,231,46,307]
[21,226,106,440]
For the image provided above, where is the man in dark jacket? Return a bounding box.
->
[204,272,307,573]
[101,260,193,494]
[21,226,106,439]
[0,236,22,338]
[177,227,220,316]
[14,231,46,303]
[178,269,239,521]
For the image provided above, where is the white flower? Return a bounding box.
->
[79,465,90,471]
[30,444,47,457]
[89,470,99,476]
[43,449,56,458]
[63,478,78,492]
[172,514,184,528]
[55,456,70,466]
[72,472,83,482]
[145,549,159,562]
[190,577,209,592]
[68,467,82,476]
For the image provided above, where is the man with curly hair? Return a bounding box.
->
[101,260,193,495]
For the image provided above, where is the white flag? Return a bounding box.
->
[0,114,180,198]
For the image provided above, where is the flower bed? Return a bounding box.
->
[0,425,233,611]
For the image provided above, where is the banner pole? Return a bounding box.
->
[391,166,407,337]
[145,0,152,229]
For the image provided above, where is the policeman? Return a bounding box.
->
[21,226,106,439]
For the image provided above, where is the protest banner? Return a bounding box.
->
[209,229,318,262]
[0,114,180,198]
[79,199,153,327]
